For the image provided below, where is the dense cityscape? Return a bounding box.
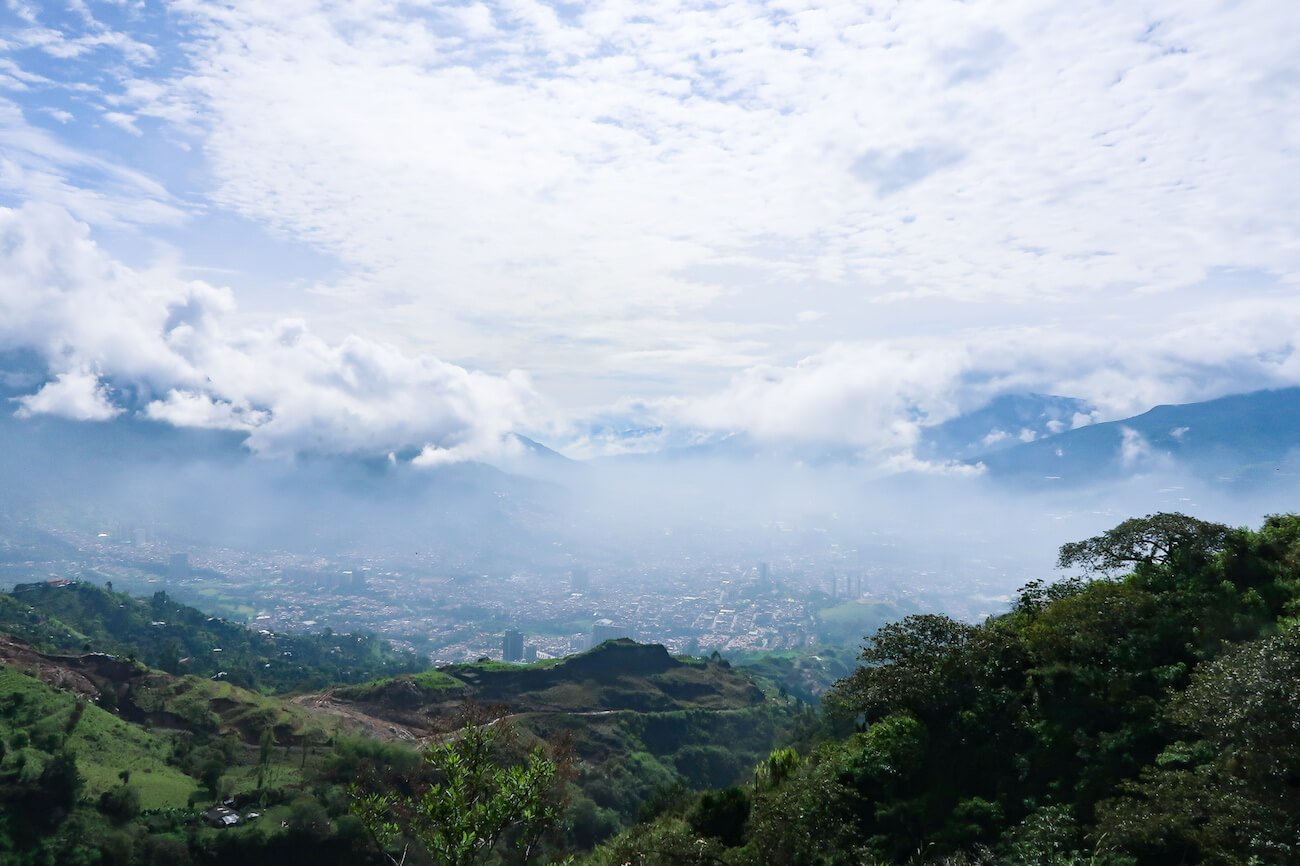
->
[0,518,1025,665]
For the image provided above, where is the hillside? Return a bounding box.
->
[0,583,800,863]
[324,639,798,844]
[0,405,565,560]
[916,392,1095,462]
[334,639,764,720]
[0,632,362,747]
[0,664,199,811]
[0,580,421,692]
[10,513,1300,865]
[726,645,859,704]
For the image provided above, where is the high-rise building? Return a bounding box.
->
[503,629,525,662]
[758,562,771,585]
[570,567,590,592]
[167,553,189,582]
[590,619,634,645]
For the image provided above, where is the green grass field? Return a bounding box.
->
[0,667,199,809]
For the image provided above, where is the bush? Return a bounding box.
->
[99,785,142,823]
[688,786,750,847]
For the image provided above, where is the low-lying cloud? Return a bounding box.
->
[0,203,542,463]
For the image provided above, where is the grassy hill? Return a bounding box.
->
[0,632,358,747]
[0,665,198,810]
[814,597,909,644]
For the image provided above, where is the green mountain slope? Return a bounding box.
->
[0,580,421,692]
[0,665,198,810]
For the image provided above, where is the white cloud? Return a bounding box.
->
[981,430,1010,447]
[144,389,267,431]
[102,110,141,136]
[1119,426,1153,468]
[1,0,1299,470]
[13,367,120,421]
[0,203,543,460]
[0,98,182,227]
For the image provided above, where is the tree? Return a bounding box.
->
[256,725,275,792]
[1097,627,1300,864]
[689,786,751,847]
[826,614,978,722]
[1057,513,1233,574]
[99,784,141,823]
[352,720,565,866]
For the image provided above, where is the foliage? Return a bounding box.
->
[1056,512,1233,574]
[352,720,566,866]
[582,512,1300,866]
[687,786,750,847]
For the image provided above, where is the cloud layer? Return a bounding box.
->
[659,310,1300,458]
[0,1,1297,468]
[131,0,1300,371]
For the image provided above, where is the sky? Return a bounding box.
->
[1,0,1298,466]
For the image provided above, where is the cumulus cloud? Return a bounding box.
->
[13,367,120,421]
[0,203,542,462]
[642,304,1300,464]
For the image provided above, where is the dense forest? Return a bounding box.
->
[2,512,1299,865]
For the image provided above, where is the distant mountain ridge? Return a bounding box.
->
[972,387,1300,486]
[916,392,1096,462]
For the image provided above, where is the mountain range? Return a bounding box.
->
[967,387,1300,487]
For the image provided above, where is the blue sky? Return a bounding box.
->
[1,0,1298,465]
